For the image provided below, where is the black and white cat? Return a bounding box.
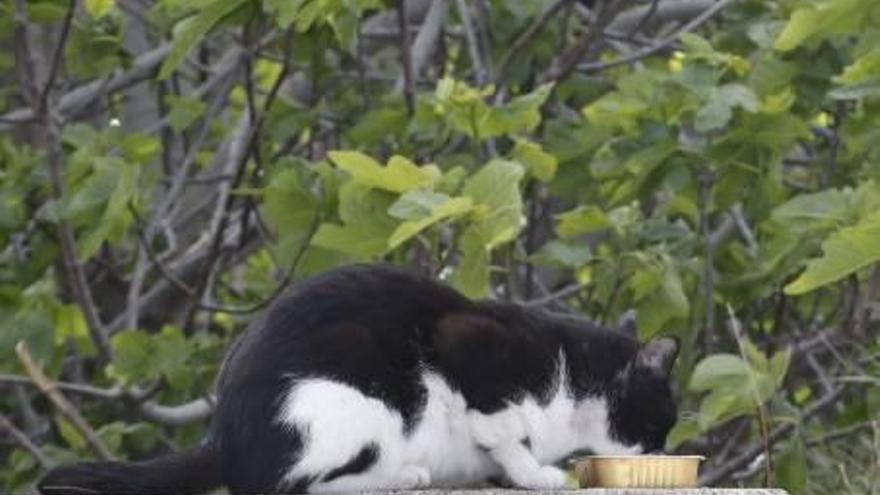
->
[39,264,679,495]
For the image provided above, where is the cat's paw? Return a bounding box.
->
[398,465,431,489]
[518,466,569,489]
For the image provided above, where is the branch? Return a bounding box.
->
[0,412,52,469]
[0,374,123,399]
[608,0,722,34]
[138,398,214,426]
[495,0,571,83]
[0,44,171,132]
[522,283,586,308]
[15,342,115,460]
[395,0,450,92]
[37,0,76,113]
[0,373,215,426]
[542,0,627,83]
[398,0,415,113]
[197,212,319,314]
[124,61,241,329]
[699,385,845,486]
[13,0,112,360]
[578,0,736,72]
[455,0,489,86]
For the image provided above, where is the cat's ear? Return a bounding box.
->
[616,309,638,339]
[636,336,679,376]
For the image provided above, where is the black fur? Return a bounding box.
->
[322,443,379,482]
[39,263,678,495]
[37,448,220,495]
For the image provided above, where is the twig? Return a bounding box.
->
[398,0,415,113]
[14,0,113,361]
[395,0,450,92]
[522,283,586,308]
[725,305,773,487]
[37,0,76,113]
[806,420,878,446]
[626,0,660,39]
[699,385,844,486]
[0,374,123,399]
[542,0,626,83]
[851,263,880,337]
[0,412,52,469]
[731,203,758,256]
[495,0,571,83]
[197,212,320,314]
[187,30,295,324]
[0,44,171,132]
[578,0,737,72]
[15,342,115,460]
[700,169,716,338]
[128,204,196,297]
[0,373,214,426]
[455,0,488,86]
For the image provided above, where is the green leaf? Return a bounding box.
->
[836,47,880,86]
[482,83,554,137]
[388,191,454,220]
[77,162,137,259]
[55,304,96,357]
[84,0,114,17]
[635,263,689,338]
[58,419,86,452]
[107,326,193,389]
[0,307,55,366]
[27,2,69,23]
[121,134,160,165]
[695,84,759,132]
[776,438,808,494]
[462,160,525,248]
[454,225,490,298]
[665,418,701,450]
[108,329,154,385]
[689,354,750,392]
[262,170,318,266]
[784,218,880,295]
[328,151,439,193]
[771,188,851,228]
[312,183,397,257]
[530,240,591,268]
[774,0,865,52]
[166,95,207,132]
[511,138,558,182]
[159,0,249,80]
[556,206,612,238]
[388,196,473,249]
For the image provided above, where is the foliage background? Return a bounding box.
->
[1,0,880,493]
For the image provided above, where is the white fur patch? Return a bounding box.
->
[275,355,638,492]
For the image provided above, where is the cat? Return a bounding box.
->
[38,263,679,495]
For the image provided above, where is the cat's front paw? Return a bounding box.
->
[399,465,431,489]
[518,466,569,489]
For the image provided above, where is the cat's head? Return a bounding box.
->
[605,335,680,453]
[558,313,680,455]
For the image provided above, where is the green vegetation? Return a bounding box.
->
[1,0,879,493]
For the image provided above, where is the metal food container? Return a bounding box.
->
[572,455,705,488]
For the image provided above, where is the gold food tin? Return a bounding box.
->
[573,455,705,488]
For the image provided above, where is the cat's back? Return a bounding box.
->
[267,263,472,332]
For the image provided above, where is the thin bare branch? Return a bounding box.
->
[395,0,450,92]
[0,412,52,469]
[578,0,737,72]
[15,342,115,460]
[37,0,76,113]
[496,0,571,83]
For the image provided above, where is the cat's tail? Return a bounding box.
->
[37,446,222,495]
